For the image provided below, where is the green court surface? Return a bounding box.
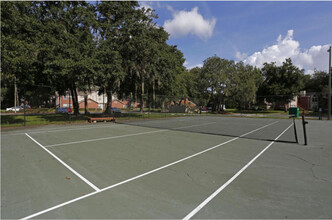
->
[1,116,332,219]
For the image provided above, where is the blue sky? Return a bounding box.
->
[139,1,332,74]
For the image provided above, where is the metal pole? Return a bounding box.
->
[328,46,331,120]
[292,117,298,144]
[23,89,26,126]
[69,90,71,123]
[14,77,17,114]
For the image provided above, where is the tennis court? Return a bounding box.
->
[1,116,332,219]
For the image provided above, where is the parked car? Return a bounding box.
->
[111,107,121,113]
[6,106,22,111]
[56,107,72,113]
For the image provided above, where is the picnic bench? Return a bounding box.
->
[88,117,116,123]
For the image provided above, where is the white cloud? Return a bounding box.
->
[241,30,331,74]
[235,51,248,60]
[186,63,203,70]
[163,7,216,40]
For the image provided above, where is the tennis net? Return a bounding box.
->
[116,115,300,144]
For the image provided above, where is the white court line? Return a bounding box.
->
[28,124,126,134]
[45,130,165,147]
[20,121,278,220]
[182,123,293,220]
[45,122,217,148]
[2,124,125,136]
[25,133,100,192]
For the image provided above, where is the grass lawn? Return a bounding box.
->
[1,108,324,129]
[1,114,88,128]
[0,112,191,128]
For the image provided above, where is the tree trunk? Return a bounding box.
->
[84,92,88,115]
[70,84,79,115]
[74,87,79,115]
[104,90,113,114]
[221,95,225,112]
[147,89,150,112]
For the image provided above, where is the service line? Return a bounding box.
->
[20,120,278,220]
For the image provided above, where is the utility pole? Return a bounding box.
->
[103,88,105,112]
[328,46,331,120]
[14,76,17,113]
[69,90,71,123]
[23,88,26,126]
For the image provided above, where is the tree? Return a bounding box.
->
[303,70,329,109]
[95,1,137,113]
[119,5,185,112]
[304,70,329,93]
[124,7,158,112]
[258,58,305,110]
[38,1,97,115]
[189,67,208,107]
[227,62,263,110]
[200,56,230,112]
[172,67,202,106]
[154,44,186,107]
[1,2,42,107]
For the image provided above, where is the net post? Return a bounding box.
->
[302,115,308,145]
[289,115,298,144]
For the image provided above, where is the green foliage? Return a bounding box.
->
[118,6,185,111]
[1,1,313,116]
[37,2,97,114]
[199,56,262,111]
[200,56,228,111]
[304,70,329,93]
[259,58,305,105]
[95,1,134,113]
[227,62,263,109]
[303,70,330,109]
[1,2,41,106]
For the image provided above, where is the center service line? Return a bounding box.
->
[25,133,100,192]
[21,121,278,220]
[182,122,293,220]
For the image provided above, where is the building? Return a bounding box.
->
[55,90,111,110]
[55,90,139,110]
[78,98,98,109]
[298,91,320,111]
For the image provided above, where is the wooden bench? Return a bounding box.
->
[88,117,116,123]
